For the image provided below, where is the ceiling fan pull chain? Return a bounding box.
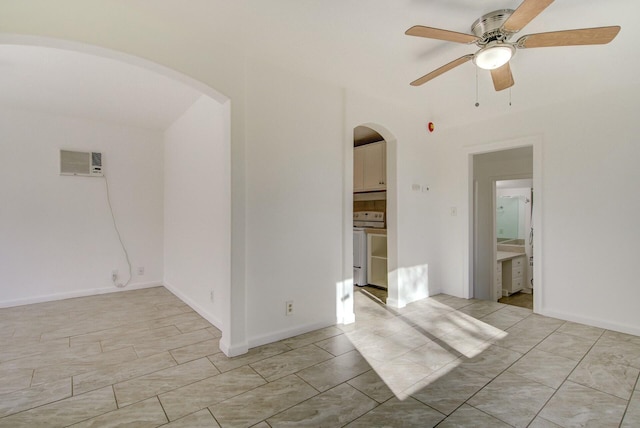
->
[475,66,480,107]
[509,88,512,107]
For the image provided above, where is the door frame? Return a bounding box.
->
[464,135,543,312]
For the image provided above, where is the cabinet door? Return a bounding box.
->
[353,146,365,192]
[363,142,386,191]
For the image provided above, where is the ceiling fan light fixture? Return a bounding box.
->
[474,44,515,70]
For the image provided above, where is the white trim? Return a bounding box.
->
[162,281,223,331]
[0,281,162,309]
[540,309,640,338]
[247,320,335,349]
[464,135,543,312]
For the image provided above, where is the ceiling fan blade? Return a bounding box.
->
[503,0,554,33]
[491,63,515,91]
[518,26,621,48]
[410,55,474,86]
[405,26,479,44]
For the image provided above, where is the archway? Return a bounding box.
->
[0,35,237,355]
[342,121,400,325]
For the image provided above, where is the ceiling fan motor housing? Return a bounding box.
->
[472,9,515,44]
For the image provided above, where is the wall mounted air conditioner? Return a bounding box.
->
[60,150,103,177]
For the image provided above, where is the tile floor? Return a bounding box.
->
[1,286,640,427]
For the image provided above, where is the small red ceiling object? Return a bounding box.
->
[428,122,435,133]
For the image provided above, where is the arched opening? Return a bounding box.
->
[342,122,399,324]
[0,35,235,354]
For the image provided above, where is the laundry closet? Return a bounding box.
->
[353,127,388,299]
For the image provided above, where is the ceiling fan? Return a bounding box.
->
[406,0,621,91]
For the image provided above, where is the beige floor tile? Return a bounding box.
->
[210,374,318,427]
[370,356,434,397]
[32,346,138,385]
[159,366,266,421]
[73,351,177,395]
[314,333,356,356]
[557,321,605,341]
[280,326,343,349]
[526,416,563,427]
[345,396,445,427]
[348,334,414,361]
[402,340,462,372]
[0,386,116,427]
[69,397,167,427]
[297,350,371,391]
[133,328,214,358]
[539,381,627,427]
[507,348,578,389]
[622,389,640,427]
[250,344,333,381]
[208,342,291,373]
[437,404,511,427]
[347,369,394,403]
[170,338,221,364]
[114,357,220,407]
[479,310,528,331]
[569,359,639,400]
[163,409,220,427]
[535,331,596,361]
[0,367,33,395]
[458,344,522,378]
[468,371,555,427]
[585,337,640,369]
[411,365,492,415]
[266,383,376,427]
[0,377,71,418]
[99,325,182,352]
[5,288,640,428]
[458,301,504,319]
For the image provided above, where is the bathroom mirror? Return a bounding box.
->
[496,182,532,246]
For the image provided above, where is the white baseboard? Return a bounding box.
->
[538,307,640,337]
[0,281,162,309]
[162,281,223,332]
[219,337,248,357]
[247,319,335,349]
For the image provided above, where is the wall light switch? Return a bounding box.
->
[450,207,457,216]
[421,186,430,192]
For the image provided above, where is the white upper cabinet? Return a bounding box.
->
[354,141,385,193]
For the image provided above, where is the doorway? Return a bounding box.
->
[468,141,541,312]
[353,126,388,305]
[495,179,533,309]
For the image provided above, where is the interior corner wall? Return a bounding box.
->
[435,86,640,336]
[163,95,230,330]
[0,107,164,307]
[244,60,344,346]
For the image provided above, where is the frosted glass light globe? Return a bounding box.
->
[474,44,514,70]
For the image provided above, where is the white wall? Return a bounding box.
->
[164,95,230,331]
[244,60,344,346]
[437,86,640,335]
[0,107,164,306]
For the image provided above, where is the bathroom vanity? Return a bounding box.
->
[497,251,527,297]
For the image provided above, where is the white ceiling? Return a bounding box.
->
[0,44,201,131]
[0,1,637,132]
[244,0,639,128]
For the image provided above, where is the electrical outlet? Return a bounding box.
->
[210,290,215,303]
[285,300,294,316]
[137,266,145,275]
[111,270,118,281]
